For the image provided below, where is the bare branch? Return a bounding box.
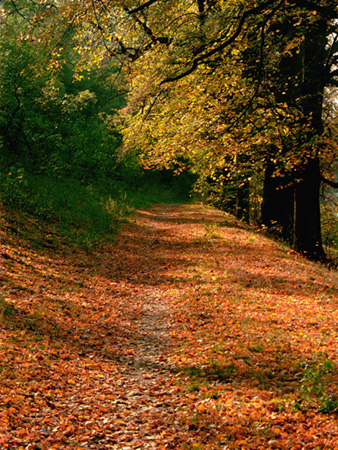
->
[124,7,170,45]
[127,0,160,15]
[160,0,280,84]
[8,0,34,24]
[290,0,337,18]
[216,0,284,132]
[321,176,338,188]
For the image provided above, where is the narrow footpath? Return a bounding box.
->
[1,203,338,449]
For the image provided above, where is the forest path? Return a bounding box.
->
[0,202,229,449]
[2,203,338,449]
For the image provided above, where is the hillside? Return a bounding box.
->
[1,203,338,449]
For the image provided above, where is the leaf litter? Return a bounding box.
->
[1,203,338,449]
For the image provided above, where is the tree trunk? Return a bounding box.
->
[261,11,329,260]
[291,17,328,260]
[261,162,294,242]
[294,157,325,260]
[261,159,325,260]
[236,179,250,223]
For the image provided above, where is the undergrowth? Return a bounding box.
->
[0,166,195,251]
[0,169,130,250]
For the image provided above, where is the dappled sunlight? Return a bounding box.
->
[1,203,338,449]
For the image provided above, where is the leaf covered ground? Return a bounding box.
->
[1,203,338,449]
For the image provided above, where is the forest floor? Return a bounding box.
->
[1,202,338,449]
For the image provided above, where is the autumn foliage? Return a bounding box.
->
[1,202,338,449]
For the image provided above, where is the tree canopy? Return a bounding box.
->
[1,0,338,258]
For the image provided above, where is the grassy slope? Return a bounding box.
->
[1,202,338,449]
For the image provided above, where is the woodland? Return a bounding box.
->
[1,0,338,449]
[0,0,337,259]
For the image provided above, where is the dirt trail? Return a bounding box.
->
[2,203,338,450]
[1,203,216,449]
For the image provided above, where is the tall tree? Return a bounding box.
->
[258,3,337,258]
[117,0,337,259]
